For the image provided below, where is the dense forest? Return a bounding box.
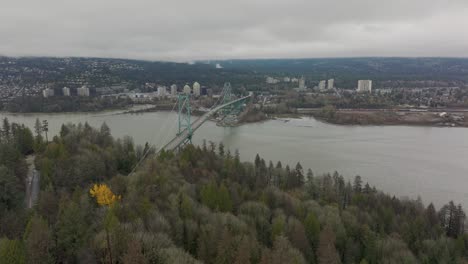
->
[0,118,467,263]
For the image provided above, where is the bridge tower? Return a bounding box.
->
[177,94,192,144]
[221,82,235,115]
[222,82,232,105]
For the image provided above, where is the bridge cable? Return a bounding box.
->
[127,98,179,176]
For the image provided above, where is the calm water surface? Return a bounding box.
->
[2,110,467,208]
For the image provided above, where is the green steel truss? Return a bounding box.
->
[177,94,192,144]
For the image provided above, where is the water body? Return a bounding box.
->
[2,110,467,208]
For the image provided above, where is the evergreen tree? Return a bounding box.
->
[55,201,89,263]
[304,212,320,250]
[317,225,341,264]
[24,215,53,264]
[0,238,25,264]
[2,118,10,140]
[34,118,43,138]
[353,175,362,193]
[218,142,225,156]
[295,162,304,187]
[42,120,49,142]
[307,169,314,182]
[276,161,282,169]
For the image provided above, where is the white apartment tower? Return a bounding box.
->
[327,79,334,90]
[157,86,167,97]
[183,84,191,95]
[193,82,201,96]
[357,80,372,93]
[298,77,306,90]
[77,86,90,97]
[62,87,71,96]
[42,88,54,98]
[170,84,177,95]
[318,80,326,91]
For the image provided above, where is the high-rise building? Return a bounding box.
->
[266,76,280,84]
[193,82,201,96]
[62,87,70,96]
[77,86,90,97]
[42,88,54,98]
[318,80,326,91]
[298,77,306,90]
[357,80,372,93]
[183,84,191,95]
[157,86,167,97]
[327,79,334,90]
[170,84,177,95]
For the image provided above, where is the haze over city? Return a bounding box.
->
[1,0,468,61]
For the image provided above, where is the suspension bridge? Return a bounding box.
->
[162,94,250,151]
[128,83,251,175]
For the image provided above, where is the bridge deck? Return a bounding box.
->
[162,95,250,151]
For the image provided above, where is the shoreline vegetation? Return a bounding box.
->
[305,106,468,127]
[1,119,467,263]
[1,96,135,113]
[3,96,468,128]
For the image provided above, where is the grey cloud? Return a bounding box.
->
[1,0,467,61]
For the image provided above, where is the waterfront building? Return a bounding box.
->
[183,84,191,95]
[157,86,167,97]
[193,82,201,96]
[357,80,372,93]
[42,88,54,98]
[170,84,177,95]
[266,76,280,84]
[319,80,326,91]
[62,87,71,96]
[77,86,90,97]
[298,77,306,90]
[327,79,334,89]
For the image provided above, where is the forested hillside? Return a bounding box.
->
[0,119,467,263]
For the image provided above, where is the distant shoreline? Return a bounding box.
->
[300,108,468,127]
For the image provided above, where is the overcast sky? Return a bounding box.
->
[1,0,468,61]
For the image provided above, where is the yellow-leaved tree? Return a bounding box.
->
[89,183,121,264]
[89,184,121,207]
